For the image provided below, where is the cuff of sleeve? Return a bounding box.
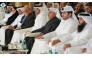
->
[43,34,49,39]
[70,42,77,47]
[59,35,69,43]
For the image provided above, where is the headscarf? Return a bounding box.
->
[78,12,92,28]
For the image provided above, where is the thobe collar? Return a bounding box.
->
[62,17,72,22]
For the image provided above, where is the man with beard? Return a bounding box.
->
[50,12,92,54]
[0,4,13,28]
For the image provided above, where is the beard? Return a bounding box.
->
[77,22,86,33]
[5,10,11,14]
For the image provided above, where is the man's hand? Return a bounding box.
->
[82,48,87,53]
[16,27,21,30]
[35,35,44,39]
[52,39,61,46]
[35,34,43,38]
[8,25,14,29]
[63,44,71,51]
[48,39,52,44]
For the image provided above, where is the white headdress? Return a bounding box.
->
[78,12,92,28]
[61,6,78,23]
[17,6,24,12]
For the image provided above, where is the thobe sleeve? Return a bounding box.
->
[43,31,57,39]
[38,14,47,28]
[70,37,88,47]
[70,29,92,47]
[59,31,76,43]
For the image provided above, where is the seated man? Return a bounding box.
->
[24,8,61,54]
[50,12,92,54]
[31,6,78,54]
[0,6,24,45]
[65,37,92,54]
[2,5,35,45]
[0,4,13,28]
[10,4,48,43]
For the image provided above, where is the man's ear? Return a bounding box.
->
[69,13,72,17]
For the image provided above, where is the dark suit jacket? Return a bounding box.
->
[20,13,35,29]
[32,17,60,35]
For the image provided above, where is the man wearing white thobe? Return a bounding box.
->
[0,5,13,27]
[31,6,78,54]
[52,12,92,54]
[10,4,48,43]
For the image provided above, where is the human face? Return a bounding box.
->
[18,9,23,15]
[23,8,29,16]
[75,3,82,10]
[54,4,57,8]
[78,17,85,25]
[61,11,71,20]
[47,3,52,8]
[34,8,40,15]
[7,6,12,11]
[12,8,16,14]
[48,10,56,20]
[60,2,66,8]
[85,6,92,13]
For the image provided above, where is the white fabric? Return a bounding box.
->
[17,7,23,12]
[0,12,13,24]
[61,6,78,22]
[0,7,5,20]
[11,28,32,43]
[31,18,78,54]
[0,7,5,12]
[0,12,5,21]
[86,38,92,52]
[0,26,8,45]
[43,18,78,39]
[57,24,92,54]
[31,39,49,54]
[31,12,48,31]
[11,14,24,26]
[78,12,92,28]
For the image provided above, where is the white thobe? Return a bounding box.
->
[10,12,48,43]
[31,18,78,54]
[0,12,5,21]
[0,12,13,24]
[64,37,92,54]
[0,14,24,45]
[57,24,92,54]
